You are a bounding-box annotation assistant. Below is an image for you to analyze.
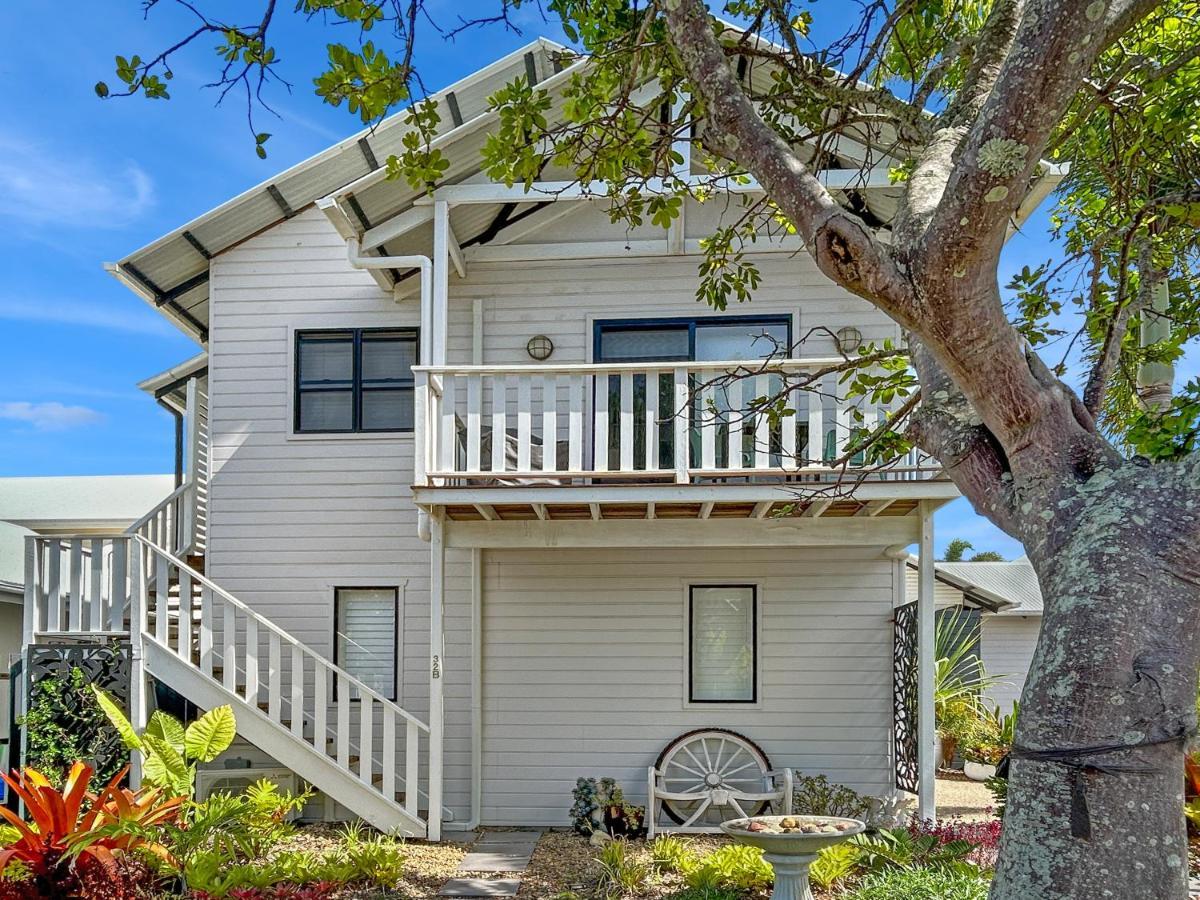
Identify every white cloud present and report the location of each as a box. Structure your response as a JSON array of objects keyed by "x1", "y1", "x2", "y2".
[
  {"x1": 0, "y1": 401, "x2": 105, "y2": 431},
  {"x1": 0, "y1": 294, "x2": 175, "y2": 336},
  {"x1": 0, "y1": 132, "x2": 155, "y2": 229}
]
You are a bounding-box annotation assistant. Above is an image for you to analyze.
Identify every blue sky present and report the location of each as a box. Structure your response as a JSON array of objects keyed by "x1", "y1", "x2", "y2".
[{"x1": 1, "y1": 2, "x2": 1180, "y2": 560}]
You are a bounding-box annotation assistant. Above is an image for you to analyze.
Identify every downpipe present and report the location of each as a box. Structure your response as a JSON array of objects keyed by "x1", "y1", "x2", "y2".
[{"x1": 343, "y1": 238, "x2": 435, "y2": 547}]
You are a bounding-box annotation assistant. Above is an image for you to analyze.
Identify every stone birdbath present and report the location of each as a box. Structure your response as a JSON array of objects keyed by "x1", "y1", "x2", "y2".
[{"x1": 720, "y1": 814, "x2": 866, "y2": 900}]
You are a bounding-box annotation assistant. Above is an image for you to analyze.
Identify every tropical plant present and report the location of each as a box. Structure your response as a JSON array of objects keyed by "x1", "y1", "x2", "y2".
[
  {"x1": 843, "y1": 865, "x2": 991, "y2": 900},
  {"x1": 808, "y1": 843, "x2": 862, "y2": 890},
  {"x1": 93, "y1": 689, "x2": 236, "y2": 797},
  {"x1": 908, "y1": 819, "x2": 1003, "y2": 871},
  {"x1": 17, "y1": 668, "x2": 123, "y2": 792},
  {"x1": 791, "y1": 772, "x2": 874, "y2": 821},
  {"x1": 852, "y1": 826, "x2": 977, "y2": 875},
  {"x1": 0, "y1": 762, "x2": 182, "y2": 898}
]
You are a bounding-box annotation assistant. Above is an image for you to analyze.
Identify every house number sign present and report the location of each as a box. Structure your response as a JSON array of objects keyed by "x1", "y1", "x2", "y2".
[{"x1": 432, "y1": 655, "x2": 441, "y2": 679}]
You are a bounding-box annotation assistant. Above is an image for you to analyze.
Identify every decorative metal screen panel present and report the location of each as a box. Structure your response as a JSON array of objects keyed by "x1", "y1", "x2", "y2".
[
  {"x1": 892, "y1": 601, "x2": 919, "y2": 794},
  {"x1": 23, "y1": 642, "x2": 132, "y2": 779}
]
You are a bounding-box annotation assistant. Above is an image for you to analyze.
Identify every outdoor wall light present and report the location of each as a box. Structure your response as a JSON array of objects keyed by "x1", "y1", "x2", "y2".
[
  {"x1": 526, "y1": 334, "x2": 555, "y2": 361},
  {"x1": 835, "y1": 326, "x2": 863, "y2": 355}
]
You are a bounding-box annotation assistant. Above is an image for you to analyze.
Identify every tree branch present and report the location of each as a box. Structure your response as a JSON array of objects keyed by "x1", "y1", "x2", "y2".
[{"x1": 661, "y1": 0, "x2": 919, "y2": 324}]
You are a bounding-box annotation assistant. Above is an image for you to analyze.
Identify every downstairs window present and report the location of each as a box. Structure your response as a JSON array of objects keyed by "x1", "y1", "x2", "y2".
[{"x1": 689, "y1": 585, "x2": 757, "y2": 703}]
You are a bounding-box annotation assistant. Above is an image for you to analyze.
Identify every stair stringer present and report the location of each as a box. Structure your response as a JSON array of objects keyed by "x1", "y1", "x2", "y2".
[{"x1": 143, "y1": 638, "x2": 426, "y2": 838}]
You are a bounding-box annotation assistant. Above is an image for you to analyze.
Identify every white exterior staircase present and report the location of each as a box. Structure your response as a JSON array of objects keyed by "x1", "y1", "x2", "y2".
[{"x1": 21, "y1": 489, "x2": 431, "y2": 838}]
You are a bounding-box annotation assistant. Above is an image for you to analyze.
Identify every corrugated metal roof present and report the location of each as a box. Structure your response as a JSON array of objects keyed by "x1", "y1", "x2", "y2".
[
  {"x1": 0, "y1": 475, "x2": 175, "y2": 529},
  {"x1": 110, "y1": 38, "x2": 575, "y2": 343},
  {"x1": 935, "y1": 558, "x2": 1044, "y2": 615},
  {"x1": 0, "y1": 521, "x2": 34, "y2": 592}
]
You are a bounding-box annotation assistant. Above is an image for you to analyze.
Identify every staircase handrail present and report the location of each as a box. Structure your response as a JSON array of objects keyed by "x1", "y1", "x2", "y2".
[{"x1": 133, "y1": 534, "x2": 430, "y2": 733}]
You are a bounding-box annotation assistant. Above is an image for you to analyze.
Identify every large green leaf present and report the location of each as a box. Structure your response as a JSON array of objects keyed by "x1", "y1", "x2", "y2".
[
  {"x1": 90, "y1": 686, "x2": 143, "y2": 751},
  {"x1": 146, "y1": 710, "x2": 187, "y2": 757},
  {"x1": 184, "y1": 705, "x2": 237, "y2": 763},
  {"x1": 142, "y1": 732, "x2": 191, "y2": 794}
]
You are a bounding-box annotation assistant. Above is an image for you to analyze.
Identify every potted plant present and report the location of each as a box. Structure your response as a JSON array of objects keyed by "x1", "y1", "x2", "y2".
[
  {"x1": 932, "y1": 612, "x2": 1006, "y2": 769},
  {"x1": 962, "y1": 704, "x2": 1014, "y2": 780}
]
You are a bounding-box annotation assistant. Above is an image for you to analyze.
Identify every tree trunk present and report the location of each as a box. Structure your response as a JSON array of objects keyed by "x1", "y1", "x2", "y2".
[{"x1": 992, "y1": 470, "x2": 1200, "y2": 900}]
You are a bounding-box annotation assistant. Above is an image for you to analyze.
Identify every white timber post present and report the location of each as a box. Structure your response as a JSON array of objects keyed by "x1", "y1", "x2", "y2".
[
  {"x1": 917, "y1": 501, "x2": 936, "y2": 819},
  {"x1": 182, "y1": 376, "x2": 200, "y2": 554},
  {"x1": 127, "y1": 537, "x2": 149, "y2": 788},
  {"x1": 432, "y1": 200, "x2": 451, "y2": 367},
  {"x1": 428, "y1": 511, "x2": 446, "y2": 841}
]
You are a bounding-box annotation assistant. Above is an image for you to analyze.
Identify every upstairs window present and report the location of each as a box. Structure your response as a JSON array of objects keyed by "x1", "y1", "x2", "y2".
[
  {"x1": 295, "y1": 328, "x2": 418, "y2": 433},
  {"x1": 689, "y1": 585, "x2": 757, "y2": 703}
]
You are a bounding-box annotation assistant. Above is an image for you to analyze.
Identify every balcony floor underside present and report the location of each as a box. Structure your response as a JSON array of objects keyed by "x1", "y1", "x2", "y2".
[{"x1": 414, "y1": 475, "x2": 959, "y2": 524}]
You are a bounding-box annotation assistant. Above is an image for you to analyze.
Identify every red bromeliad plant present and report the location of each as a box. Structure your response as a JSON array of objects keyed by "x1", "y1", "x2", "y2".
[{"x1": 0, "y1": 761, "x2": 183, "y2": 895}]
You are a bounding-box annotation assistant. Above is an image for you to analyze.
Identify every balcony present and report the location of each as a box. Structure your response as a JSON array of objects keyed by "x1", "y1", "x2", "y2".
[{"x1": 412, "y1": 359, "x2": 952, "y2": 524}]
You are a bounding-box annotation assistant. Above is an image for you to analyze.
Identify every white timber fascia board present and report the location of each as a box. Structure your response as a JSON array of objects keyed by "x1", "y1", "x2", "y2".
[
  {"x1": 414, "y1": 168, "x2": 893, "y2": 206},
  {"x1": 465, "y1": 235, "x2": 805, "y2": 264},
  {"x1": 442, "y1": 514, "x2": 922, "y2": 549},
  {"x1": 412, "y1": 479, "x2": 960, "y2": 507}
]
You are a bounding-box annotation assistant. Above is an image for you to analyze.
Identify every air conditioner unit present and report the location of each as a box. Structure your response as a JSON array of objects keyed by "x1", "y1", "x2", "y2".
[{"x1": 195, "y1": 767, "x2": 303, "y2": 818}]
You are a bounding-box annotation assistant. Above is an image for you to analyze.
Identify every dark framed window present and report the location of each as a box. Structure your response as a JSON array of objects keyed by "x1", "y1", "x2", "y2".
[
  {"x1": 593, "y1": 315, "x2": 793, "y2": 470},
  {"x1": 688, "y1": 584, "x2": 758, "y2": 703},
  {"x1": 594, "y1": 314, "x2": 792, "y2": 363},
  {"x1": 295, "y1": 328, "x2": 418, "y2": 433},
  {"x1": 333, "y1": 587, "x2": 399, "y2": 701}
]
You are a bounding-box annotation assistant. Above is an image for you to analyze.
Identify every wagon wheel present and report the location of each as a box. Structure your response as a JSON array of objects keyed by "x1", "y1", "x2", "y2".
[{"x1": 655, "y1": 727, "x2": 775, "y2": 825}]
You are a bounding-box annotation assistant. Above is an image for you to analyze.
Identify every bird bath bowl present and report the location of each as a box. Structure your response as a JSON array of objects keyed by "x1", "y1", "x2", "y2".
[{"x1": 720, "y1": 815, "x2": 866, "y2": 900}]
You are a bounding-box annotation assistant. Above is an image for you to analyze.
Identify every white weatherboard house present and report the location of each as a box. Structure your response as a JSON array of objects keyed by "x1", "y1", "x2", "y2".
[{"x1": 19, "y1": 39, "x2": 1060, "y2": 840}]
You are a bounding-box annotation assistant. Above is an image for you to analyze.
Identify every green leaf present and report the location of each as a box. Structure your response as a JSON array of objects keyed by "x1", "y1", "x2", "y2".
[
  {"x1": 142, "y1": 732, "x2": 190, "y2": 793},
  {"x1": 146, "y1": 709, "x2": 187, "y2": 757},
  {"x1": 91, "y1": 686, "x2": 142, "y2": 751},
  {"x1": 256, "y1": 145, "x2": 267, "y2": 159},
  {"x1": 94, "y1": 81, "x2": 109, "y2": 98},
  {"x1": 184, "y1": 705, "x2": 237, "y2": 763}
]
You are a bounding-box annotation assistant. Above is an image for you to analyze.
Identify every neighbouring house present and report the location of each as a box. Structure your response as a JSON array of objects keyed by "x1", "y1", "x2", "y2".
[
  {"x1": 16, "y1": 37, "x2": 1060, "y2": 839},
  {"x1": 905, "y1": 557, "x2": 1044, "y2": 714},
  {"x1": 0, "y1": 474, "x2": 174, "y2": 776}
]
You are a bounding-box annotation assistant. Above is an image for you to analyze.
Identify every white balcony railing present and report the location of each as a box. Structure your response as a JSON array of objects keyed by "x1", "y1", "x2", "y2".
[{"x1": 413, "y1": 359, "x2": 935, "y2": 486}]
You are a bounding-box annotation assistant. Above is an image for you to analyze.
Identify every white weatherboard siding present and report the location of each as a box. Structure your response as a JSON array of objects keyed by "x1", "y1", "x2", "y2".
[
  {"x1": 480, "y1": 546, "x2": 896, "y2": 826},
  {"x1": 207, "y1": 208, "x2": 475, "y2": 819},
  {"x1": 981, "y1": 617, "x2": 1041, "y2": 713},
  {"x1": 206, "y1": 207, "x2": 906, "y2": 823}
]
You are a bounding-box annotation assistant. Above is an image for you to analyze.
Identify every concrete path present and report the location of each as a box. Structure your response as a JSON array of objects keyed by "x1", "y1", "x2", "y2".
[{"x1": 440, "y1": 829, "x2": 543, "y2": 898}]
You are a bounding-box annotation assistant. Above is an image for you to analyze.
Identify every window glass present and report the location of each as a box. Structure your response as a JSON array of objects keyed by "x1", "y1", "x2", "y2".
[
  {"x1": 599, "y1": 327, "x2": 690, "y2": 362},
  {"x1": 690, "y1": 585, "x2": 756, "y2": 702},
  {"x1": 299, "y1": 390, "x2": 353, "y2": 432},
  {"x1": 335, "y1": 587, "x2": 398, "y2": 700},
  {"x1": 299, "y1": 336, "x2": 353, "y2": 384},
  {"x1": 362, "y1": 334, "x2": 417, "y2": 382},
  {"x1": 694, "y1": 321, "x2": 790, "y2": 361},
  {"x1": 361, "y1": 389, "x2": 414, "y2": 431}
]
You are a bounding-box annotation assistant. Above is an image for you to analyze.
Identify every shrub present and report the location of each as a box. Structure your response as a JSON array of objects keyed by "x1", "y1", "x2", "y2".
[
  {"x1": 595, "y1": 839, "x2": 650, "y2": 896},
  {"x1": 809, "y1": 843, "x2": 861, "y2": 890},
  {"x1": 842, "y1": 866, "x2": 991, "y2": 900},
  {"x1": 908, "y1": 818, "x2": 1002, "y2": 870},
  {"x1": 0, "y1": 762, "x2": 182, "y2": 898},
  {"x1": 648, "y1": 835, "x2": 695, "y2": 874},
  {"x1": 94, "y1": 689, "x2": 237, "y2": 798},
  {"x1": 790, "y1": 772, "x2": 873, "y2": 821},
  {"x1": 336, "y1": 823, "x2": 406, "y2": 888},
  {"x1": 852, "y1": 826, "x2": 977, "y2": 874},
  {"x1": 683, "y1": 844, "x2": 772, "y2": 893},
  {"x1": 173, "y1": 779, "x2": 312, "y2": 864},
  {"x1": 18, "y1": 668, "x2": 125, "y2": 793}
]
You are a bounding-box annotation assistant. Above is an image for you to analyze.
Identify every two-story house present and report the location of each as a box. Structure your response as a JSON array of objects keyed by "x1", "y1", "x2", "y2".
[{"x1": 18, "y1": 37, "x2": 1058, "y2": 841}]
